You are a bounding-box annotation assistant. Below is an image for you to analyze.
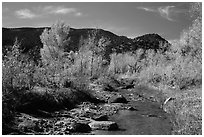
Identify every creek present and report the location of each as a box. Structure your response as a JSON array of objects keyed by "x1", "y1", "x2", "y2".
[{"x1": 93, "y1": 98, "x2": 172, "y2": 135}]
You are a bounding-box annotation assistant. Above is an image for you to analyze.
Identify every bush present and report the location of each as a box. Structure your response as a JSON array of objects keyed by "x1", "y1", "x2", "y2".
[
  {"x1": 108, "y1": 50, "x2": 144, "y2": 76},
  {"x1": 3, "y1": 41, "x2": 35, "y2": 89},
  {"x1": 2, "y1": 40, "x2": 36, "y2": 133},
  {"x1": 16, "y1": 86, "x2": 97, "y2": 113}
]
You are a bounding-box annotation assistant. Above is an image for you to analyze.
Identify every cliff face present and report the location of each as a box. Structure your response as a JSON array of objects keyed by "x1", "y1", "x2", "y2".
[{"x1": 2, "y1": 27, "x2": 170, "y2": 61}]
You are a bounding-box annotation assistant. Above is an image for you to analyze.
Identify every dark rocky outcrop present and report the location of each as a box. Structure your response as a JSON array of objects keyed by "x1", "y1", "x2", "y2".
[{"x1": 133, "y1": 33, "x2": 170, "y2": 52}]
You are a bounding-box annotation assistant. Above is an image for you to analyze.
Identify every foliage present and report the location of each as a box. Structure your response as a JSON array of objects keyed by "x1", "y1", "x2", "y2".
[
  {"x1": 69, "y1": 29, "x2": 110, "y2": 78},
  {"x1": 167, "y1": 2, "x2": 202, "y2": 89},
  {"x1": 40, "y1": 21, "x2": 70, "y2": 64},
  {"x1": 108, "y1": 49, "x2": 144, "y2": 76},
  {"x1": 2, "y1": 39, "x2": 36, "y2": 90},
  {"x1": 38, "y1": 22, "x2": 73, "y2": 88},
  {"x1": 190, "y1": 2, "x2": 202, "y2": 19},
  {"x1": 2, "y1": 40, "x2": 36, "y2": 133}
]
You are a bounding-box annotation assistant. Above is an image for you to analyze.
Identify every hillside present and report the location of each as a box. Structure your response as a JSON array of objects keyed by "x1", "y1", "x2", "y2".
[{"x1": 2, "y1": 27, "x2": 170, "y2": 61}]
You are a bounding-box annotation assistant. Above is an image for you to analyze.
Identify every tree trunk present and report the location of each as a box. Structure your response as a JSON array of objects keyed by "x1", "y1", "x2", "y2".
[
  {"x1": 81, "y1": 54, "x2": 83, "y2": 75},
  {"x1": 91, "y1": 53, "x2": 94, "y2": 77}
]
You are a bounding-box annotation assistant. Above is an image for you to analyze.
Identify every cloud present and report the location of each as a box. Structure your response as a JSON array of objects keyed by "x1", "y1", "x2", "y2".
[
  {"x1": 15, "y1": 9, "x2": 37, "y2": 19},
  {"x1": 53, "y1": 8, "x2": 76, "y2": 14},
  {"x1": 158, "y1": 6, "x2": 175, "y2": 21},
  {"x1": 15, "y1": 6, "x2": 82, "y2": 19},
  {"x1": 42, "y1": 6, "x2": 82, "y2": 16},
  {"x1": 137, "y1": 7, "x2": 155, "y2": 12},
  {"x1": 137, "y1": 6, "x2": 176, "y2": 21}
]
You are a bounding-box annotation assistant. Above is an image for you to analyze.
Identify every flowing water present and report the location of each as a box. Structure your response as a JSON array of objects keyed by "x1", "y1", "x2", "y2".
[{"x1": 93, "y1": 99, "x2": 173, "y2": 135}]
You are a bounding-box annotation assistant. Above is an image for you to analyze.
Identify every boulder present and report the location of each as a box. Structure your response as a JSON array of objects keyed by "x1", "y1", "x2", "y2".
[
  {"x1": 88, "y1": 121, "x2": 118, "y2": 130},
  {"x1": 127, "y1": 106, "x2": 138, "y2": 111},
  {"x1": 18, "y1": 118, "x2": 44, "y2": 132},
  {"x1": 108, "y1": 94, "x2": 128, "y2": 104},
  {"x1": 92, "y1": 114, "x2": 108, "y2": 121},
  {"x1": 70, "y1": 122, "x2": 91, "y2": 133},
  {"x1": 103, "y1": 84, "x2": 117, "y2": 92}
]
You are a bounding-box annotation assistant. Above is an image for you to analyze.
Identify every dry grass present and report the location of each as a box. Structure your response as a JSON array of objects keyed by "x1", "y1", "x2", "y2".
[{"x1": 156, "y1": 86, "x2": 202, "y2": 135}]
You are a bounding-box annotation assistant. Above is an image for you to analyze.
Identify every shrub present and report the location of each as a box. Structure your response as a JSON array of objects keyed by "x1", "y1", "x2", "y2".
[
  {"x1": 16, "y1": 86, "x2": 97, "y2": 113},
  {"x1": 3, "y1": 41, "x2": 35, "y2": 89},
  {"x1": 108, "y1": 50, "x2": 144, "y2": 76},
  {"x1": 2, "y1": 40, "x2": 36, "y2": 133}
]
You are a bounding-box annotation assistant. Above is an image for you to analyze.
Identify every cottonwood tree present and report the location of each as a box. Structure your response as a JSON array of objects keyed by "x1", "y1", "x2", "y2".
[
  {"x1": 40, "y1": 21, "x2": 70, "y2": 64},
  {"x1": 39, "y1": 21, "x2": 71, "y2": 87},
  {"x1": 77, "y1": 29, "x2": 110, "y2": 77},
  {"x1": 162, "y1": 2, "x2": 202, "y2": 88},
  {"x1": 180, "y1": 2, "x2": 202, "y2": 62}
]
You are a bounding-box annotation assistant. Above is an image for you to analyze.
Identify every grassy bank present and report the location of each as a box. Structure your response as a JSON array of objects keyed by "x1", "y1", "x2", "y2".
[
  {"x1": 169, "y1": 88, "x2": 202, "y2": 135},
  {"x1": 149, "y1": 84, "x2": 202, "y2": 135}
]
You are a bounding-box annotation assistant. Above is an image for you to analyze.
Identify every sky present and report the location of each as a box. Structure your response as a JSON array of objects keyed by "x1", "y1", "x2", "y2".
[{"x1": 2, "y1": 2, "x2": 194, "y2": 40}]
